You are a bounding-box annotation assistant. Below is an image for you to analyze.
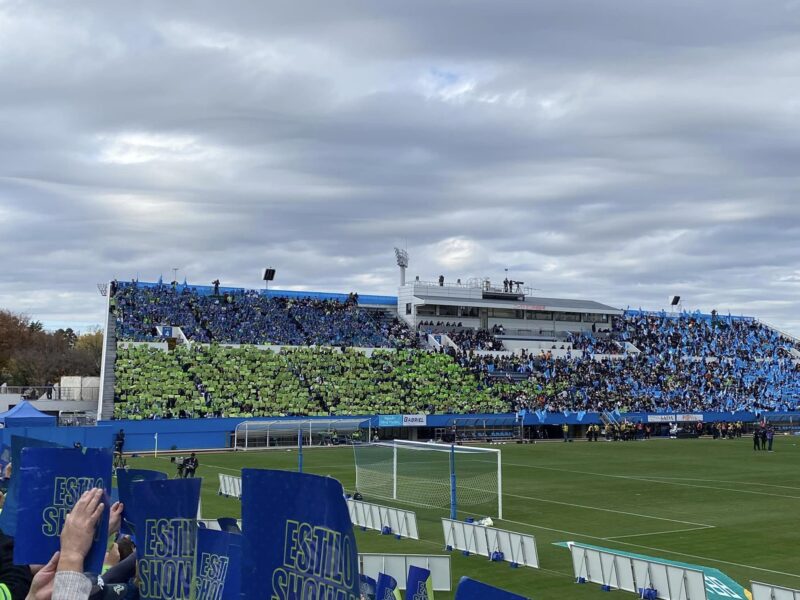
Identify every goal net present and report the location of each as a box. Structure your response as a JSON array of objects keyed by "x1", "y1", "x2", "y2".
[
  {"x1": 234, "y1": 418, "x2": 371, "y2": 450},
  {"x1": 353, "y1": 440, "x2": 502, "y2": 519}
]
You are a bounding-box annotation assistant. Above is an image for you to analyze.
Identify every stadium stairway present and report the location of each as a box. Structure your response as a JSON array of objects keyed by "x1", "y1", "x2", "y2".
[{"x1": 98, "y1": 300, "x2": 117, "y2": 421}]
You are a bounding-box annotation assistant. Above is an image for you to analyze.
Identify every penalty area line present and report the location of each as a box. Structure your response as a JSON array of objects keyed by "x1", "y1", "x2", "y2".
[
  {"x1": 499, "y1": 517, "x2": 800, "y2": 580},
  {"x1": 601, "y1": 526, "x2": 713, "y2": 540},
  {"x1": 503, "y1": 491, "x2": 714, "y2": 528}
]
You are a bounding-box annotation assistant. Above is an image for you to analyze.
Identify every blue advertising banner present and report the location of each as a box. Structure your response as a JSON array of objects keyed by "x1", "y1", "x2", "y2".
[
  {"x1": 13, "y1": 447, "x2": 112, "y2": 571},
  {"x1": 378, "y1": 415, "x2": 403, "y2": 427},
  {"x1": 454, "y1": 578, "x2": 529, "y2": 600},
  {"x1": 405, "y1": 566, "x2": 433, "y2": 600},
  {"x1": 0, "y1": 435, "x2": 62, "y2": 537},
  {"x1": 241, "y1": 469, "x2": 360, "y2": 600},
  {"x1": 193, "y1": 529, "x2": 241, "y2": 600},
  {"x1": 376, "y1": 573, "x2": 401, "y2": 600},
  {"x1": 116, "y1": 469, "x2": 168, "y2": 535},
  {"x1": 134, "y1": 478, "x2": 201, "y2": 600}
]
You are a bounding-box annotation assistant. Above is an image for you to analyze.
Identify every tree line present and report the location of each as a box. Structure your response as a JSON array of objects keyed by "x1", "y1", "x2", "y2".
[{"x1": 0, "y1": 310, "x2": 103, "y2": 387}]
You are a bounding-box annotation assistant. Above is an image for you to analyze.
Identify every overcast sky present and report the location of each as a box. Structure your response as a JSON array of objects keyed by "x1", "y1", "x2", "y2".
[{"x1": 2, "y1": 0, "x2": 800, "y2": 334}]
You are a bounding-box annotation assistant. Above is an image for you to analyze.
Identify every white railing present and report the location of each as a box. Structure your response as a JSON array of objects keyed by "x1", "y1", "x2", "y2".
[
  {"x1": 751, "y1": 581, "x2": 800, "y2": 600},
  {"x1": 347, "y1": 498, "x2": 419, "y2": 540},
  {"x1": 568, "y1": 543, "x2": 707, "y2": 600},
  {"x1": 359, "y1": 554, "x2": 451, "y2": 592},
  {"x1": 218, "y1": 473, "x2": 242, "y2": 498},
  {"x1": 441, "y1": 518, "x2": 539, "y2": 569}
]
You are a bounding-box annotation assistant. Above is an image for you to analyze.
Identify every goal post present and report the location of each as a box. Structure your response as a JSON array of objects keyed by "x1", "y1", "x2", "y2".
[{"x1": 353, "y1": 440, "x2": 503, "y2": 520}]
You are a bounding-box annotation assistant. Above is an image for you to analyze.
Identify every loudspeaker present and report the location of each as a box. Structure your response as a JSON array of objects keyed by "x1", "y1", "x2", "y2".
[
  {"x1": 669, "y1": 295, "x2": 681, "y2": 306},
  {"x1": 263, "y1": 268, "x2": 275, "y2": 281}
]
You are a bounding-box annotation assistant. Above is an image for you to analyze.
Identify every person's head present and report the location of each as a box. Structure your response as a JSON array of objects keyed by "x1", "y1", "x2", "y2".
[{"x1": 191, "y1": 452, "x2": 196, "y2": 458}]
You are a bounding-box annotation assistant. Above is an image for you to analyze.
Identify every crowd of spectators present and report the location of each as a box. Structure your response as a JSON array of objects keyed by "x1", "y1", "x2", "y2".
[
  {"x1": 455, "y1": 311, "x2": 800, "y2": 414},
  {"x1": 114, "y1": 345, "x2": 507, "y2": 419},
  {"x1": 112, "y1": 294, "x2": 800, "y2": 418},
  {"x1": 448, "y1": 329, "x2": 504, "y2": 351},
  {"x1": 112, "y1": 282, "x2": 416, "y2": 348},
  {"x1": 565, "y1": 332, "x2": 620, "y2": 355}
]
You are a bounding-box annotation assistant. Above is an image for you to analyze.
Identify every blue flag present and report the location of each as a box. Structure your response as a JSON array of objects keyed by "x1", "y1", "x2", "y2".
[
  {"x1": 193, "y1": 528, "x2": 241, "y2": 600},
  {"x1": 376, "y1": 573, "x2": 401, "y2": 600},
  {"x1": 454, "y1": 578, "x2": 529, "y2": 600},
  {"x1": 360, "y1": 575, "x2": 377, "y2": 600},
  {"x1": 241, "y1": 469, "x2": 359, "y2": 600},
  {"x1": 13, "y1": 447, "x2": 112, "y2": 571},
  {"x1": 405, "y1": 566, "x2": 433, "y2": 600},
  {"x1": 116, "y1": 469, "x2": 168, "y2": 535},
  {"x1": 0, "y1": 435, "x2": 63, "y2": 536},
  {"x1": 134, "y1": 478, "x2": 201, "y2": 600}
]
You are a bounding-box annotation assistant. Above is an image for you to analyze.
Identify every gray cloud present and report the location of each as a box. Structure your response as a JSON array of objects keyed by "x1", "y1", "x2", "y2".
[{"x1": 1, "y1": 0, "x2": 800, "y2": 334}]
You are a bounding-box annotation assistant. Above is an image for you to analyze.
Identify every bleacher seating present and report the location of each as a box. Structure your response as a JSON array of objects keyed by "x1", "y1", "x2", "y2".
[
  {"x1": 111, "y1": 282, "x2": 800, "y2": 418},
  {"x1": 111, "y1": 282, "x2": 418, "y2": 348},
  {"x1": 113, "y1": 345, "x2": 507, "y2": 419}
]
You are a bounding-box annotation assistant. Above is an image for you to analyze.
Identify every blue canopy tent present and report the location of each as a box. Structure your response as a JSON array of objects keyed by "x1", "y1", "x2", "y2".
[{"x1": 0, "y1": 401, "x2": 57, "y2": 428}]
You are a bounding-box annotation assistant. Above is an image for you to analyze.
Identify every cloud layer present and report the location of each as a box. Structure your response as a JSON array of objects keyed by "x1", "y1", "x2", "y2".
[{"x1": 2, "y1": 0, "x2": 800, "y2": 333}]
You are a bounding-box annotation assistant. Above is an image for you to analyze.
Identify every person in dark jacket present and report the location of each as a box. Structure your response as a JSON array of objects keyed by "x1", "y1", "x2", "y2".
[
  {"x1": 183, "y1": 453, "x2": 199, "y2": 478},
  {"x1": 0, "y1": 530, "x2": 33, "y2": 600},
  {"x1": 753, "y1": 428, "x2": 761, "y2": 451}
]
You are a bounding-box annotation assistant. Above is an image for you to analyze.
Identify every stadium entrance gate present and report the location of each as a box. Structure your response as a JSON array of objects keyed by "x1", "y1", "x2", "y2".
[{"x1": 234, "y1": 417, "x2": 371, "y2": 450}]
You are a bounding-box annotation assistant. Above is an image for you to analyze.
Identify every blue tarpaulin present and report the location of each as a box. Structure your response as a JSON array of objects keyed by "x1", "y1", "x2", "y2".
[{"x1": 0, "y1": 401, "x2": 56, "y2": 428}]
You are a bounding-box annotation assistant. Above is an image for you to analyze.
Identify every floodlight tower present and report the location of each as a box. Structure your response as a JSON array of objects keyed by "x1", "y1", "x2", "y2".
[{"x1": 394, "y1": 247, "x2": 409, "y2": 286}]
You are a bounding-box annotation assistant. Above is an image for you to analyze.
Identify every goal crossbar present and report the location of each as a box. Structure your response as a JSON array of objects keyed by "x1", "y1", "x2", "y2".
[{"x1": 353, "y1": 440, "x2": 503, "y2": 519}]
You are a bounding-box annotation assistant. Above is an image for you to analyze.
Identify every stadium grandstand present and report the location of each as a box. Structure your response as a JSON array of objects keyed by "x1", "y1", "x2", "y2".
[{"x1": 98, "y1": 268, "x2": 800, "y2": 430}]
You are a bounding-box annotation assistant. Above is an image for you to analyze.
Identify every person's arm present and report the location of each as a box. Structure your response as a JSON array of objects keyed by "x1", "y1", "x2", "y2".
[
  {"x1": 58, "y1": 488, "x2": 104, "y2": 574},
  {"x1": 49, "y1": 489, "x2": 104, "y2": 600}
]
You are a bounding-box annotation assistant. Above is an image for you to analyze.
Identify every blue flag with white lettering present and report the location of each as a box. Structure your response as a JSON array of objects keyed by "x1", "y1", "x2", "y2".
[
  {"x1": 0, "y1": 435, "x2": 63, "y2": 537},
  {"x1": 134, "y1": 478, "x2": 201, "y2": 600},
  {"x1": 360, "y1": 574, "x2": 377, "y2": 600},
  {"x1": 375, "y1": 573, "x2": 401, "y2": 600},
  {"x1": 454, "y1": 578, "x2": 529, "y2": 600},
  {"x1": 116, "y1": 469, "x2": 168, "y2": 535},
  {"x1": 193, "y1": 528, "x2": 241, "y2": 600},
  {"x1": 241, "y1": 469, "x2": 359, "y2": 600},
  {"x1": 13, "y1": 447, "x2": 112, "y2": 571},
  {"x1": 405, "y1": 566, "x2": 433, "y2": 600}
]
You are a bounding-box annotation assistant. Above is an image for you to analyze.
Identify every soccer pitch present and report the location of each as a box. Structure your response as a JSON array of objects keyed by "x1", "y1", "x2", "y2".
[{"x1": 130, "y1": 438, "x2": 800, "y2": 599}]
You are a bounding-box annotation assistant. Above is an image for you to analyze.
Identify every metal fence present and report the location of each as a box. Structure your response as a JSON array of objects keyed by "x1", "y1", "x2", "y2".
[{"x1": 0, "y1": 386, "x2": 99, "y2": 402}]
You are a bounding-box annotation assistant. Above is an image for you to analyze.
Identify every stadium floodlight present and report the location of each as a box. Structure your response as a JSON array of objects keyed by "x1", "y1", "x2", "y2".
[
  {"x1": 353, "y1": 440, "x2": 502, "y2": 520},
  {"x1": 394, "y1": 247, "x2": 409, "y2": 268},
  {"x1": 96, "y1": 283, "x2": 108, "y2": 297},
  {"x1": 394, "y1": 247, "x2": 409, "y2": 286}
]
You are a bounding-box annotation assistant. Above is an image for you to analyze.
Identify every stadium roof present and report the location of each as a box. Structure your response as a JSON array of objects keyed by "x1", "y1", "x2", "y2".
[{"x1": 415, "y1": 294, "x2": 622, "y2": 314}]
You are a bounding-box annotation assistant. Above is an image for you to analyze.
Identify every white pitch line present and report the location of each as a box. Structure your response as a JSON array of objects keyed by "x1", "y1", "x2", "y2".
[
  {"x1": 499, "y1": 517, "x2": 800, "y2": 580},
  {"x1": 644, "y1": 476, "x2": 800, "y2": 491},
  {"x1": 503, "y1": 461, "x2": 800, "y2": 500},
  {"x1": 602, "y1": 526, "x2": 712, "y2": 540},
  {"x1": 503, "y1": 491, "x2": 714, "y2": 528}
]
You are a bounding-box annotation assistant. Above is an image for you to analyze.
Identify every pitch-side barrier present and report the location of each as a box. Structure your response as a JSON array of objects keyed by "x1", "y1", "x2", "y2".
[
  {"x1": 347, "y1": 498, "x2": 419, "y2": 540},
  {"x1": 752, "y1": 581, "x2": 800, "y2": 600},
  {"x1": 218, "y1": 473, "x2": 243, "y2": 498},
  {"x1": 568, "y1": 542, "x2": 707, "y2": 600},
  {"x1": 359, "y1": 554, "x2": 451, "y2": 591},
  {"x1": 441, "y1": 518, "x2": 539, "y2": 568}
]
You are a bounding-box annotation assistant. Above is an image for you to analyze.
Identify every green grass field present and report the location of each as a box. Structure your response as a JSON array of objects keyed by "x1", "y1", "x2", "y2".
[{"x1": 129, "y1": 437, "x2": 800, "y2": 599}]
